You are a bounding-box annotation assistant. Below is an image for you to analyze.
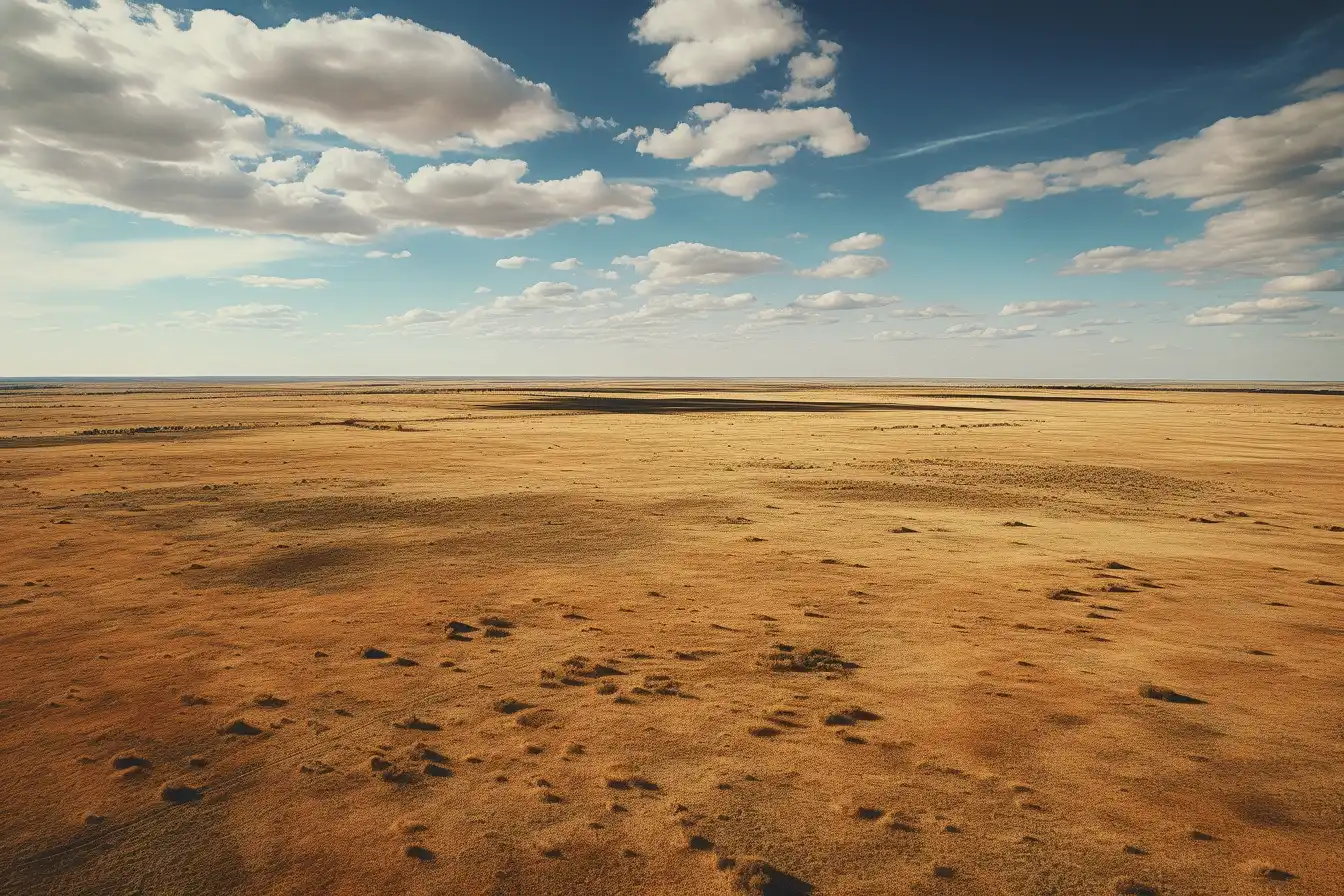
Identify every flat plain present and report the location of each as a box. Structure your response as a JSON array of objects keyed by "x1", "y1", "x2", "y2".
[{"x1": 1, "y1": 380, "x2": 1341, "y2": 896}]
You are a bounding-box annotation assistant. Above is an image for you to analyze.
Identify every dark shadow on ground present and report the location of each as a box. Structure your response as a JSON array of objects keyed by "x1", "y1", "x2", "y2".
[
  {"x1": 485, "y1": 396, "x2": 1003, "y2": 414},
  {"x1": 915, "y1": 393, "x2": 1156, "y2": 402}
]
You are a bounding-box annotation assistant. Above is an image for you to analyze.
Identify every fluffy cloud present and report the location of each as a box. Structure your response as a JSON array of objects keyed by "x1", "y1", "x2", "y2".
[
  {"x1": 315, "y1": 151, "x2": 655, "y2": 239},
  {"x1": 828, "y1": 232, "x2": 884, "y2": 252},
  {"x1": 1052, "y1": 327, "x2": 1098, "y2": 337},
  {"x1": 237, "y1": 274, "x2": 328, "y2": 289},
  {"x1": 4, "y1": 2, "x2": 573, "y2": 157},
  {"x1": 908, "y1": 152, "x2": 1131, "y2": 218},
  {"x1": 873, "y1": 330, "x2": 922, "y2": 341},
  {"x1": 489, "y1": 281, "x2": 617, "y2": 311},
  {"x1": 365, "y1": 249, "x2": 411, "y2": 259},
  {"x1": 944, "y1": 323, "x2": 1037, "y2": 339},
  {"x1": 637, "y1": 104, "x2": 868, "y2": 168},
  {"x1": 999, "y1": 300, "x2": 1093, "y2": 317},
  {"x1": 551, "y1": 257, "x2": 582, "y2": 270},
  {"x1": 631, "y1": 0, "x2": 805, "y2": 88},
  {"x1": 911, "y1": 87, "x2": 1344, "y2": 279},
  {"x1": 614, "y1": 241, "x2": 784, "y2": 293},
  {"x1": 5, "y1": 143, "x2": 654, "y2": 244},
  {"x1": 1261, "y1": 270, "x2": 1342, "y2": 293},
  {"x1": 790, "y1": 291, "x2": 897, "y2": 310},
  {"x1": 1185, "y1": 296, "x2": 1321, "y2": 326},
  {"x1": 254, "y1": 156, "x2": 308, "y2": 183},
  {"x1": 383, "y1": 308, "x2": 459, "y2": 329},
  {"x1": 0, "y1": 2, "x2": 650, "y2": 241},
  {"x1": 496, "y1": 256, "x2": 538, "y2": 269},
  {"x1": 223, "y1": 16, "x2": 576, "y2": 153},
  {"x1": 608, "y1": 292, "x2": 756, "y2": 323},
  {"x1": 773, "y1": 40, "x2": 842, "y2": 106},
  {"x1": 797, "y1": 254, "x2": 888, "y2": 279},
  {"x1": 695, "y1": 170, "x2": 777, "y2": 200},
  {"x1": 173, "y1": 302, "x2": 309, "y2": 329}
]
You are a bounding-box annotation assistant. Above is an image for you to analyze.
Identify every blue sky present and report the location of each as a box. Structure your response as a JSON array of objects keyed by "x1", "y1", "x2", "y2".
[{"x1": 2, "y1": 0, "x2": 1342, "y2": 378}]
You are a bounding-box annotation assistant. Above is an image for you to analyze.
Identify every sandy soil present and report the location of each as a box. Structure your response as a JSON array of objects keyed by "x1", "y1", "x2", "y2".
[{"x1": 1, "y1": 381, "x2": 1341, "y2": 896}]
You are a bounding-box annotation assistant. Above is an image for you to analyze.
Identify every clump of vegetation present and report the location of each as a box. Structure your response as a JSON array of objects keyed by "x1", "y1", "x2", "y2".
[{"x1": 762, "y1": 644, "x2": 855, "y2": 674}]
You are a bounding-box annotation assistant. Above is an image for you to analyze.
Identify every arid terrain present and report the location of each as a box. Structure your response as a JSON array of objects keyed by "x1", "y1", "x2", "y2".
[{"x1": 1, "y1": 380, "x2": 1341, "y2": 896}]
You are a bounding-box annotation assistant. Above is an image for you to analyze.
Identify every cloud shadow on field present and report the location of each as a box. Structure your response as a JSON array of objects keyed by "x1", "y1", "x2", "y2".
[
  {"x1": 915, "y1": 393, "x2": 1157, "y2": 403},
  {"x1": 484, "y1": 396, "x2": 1004, "y2": 414}
]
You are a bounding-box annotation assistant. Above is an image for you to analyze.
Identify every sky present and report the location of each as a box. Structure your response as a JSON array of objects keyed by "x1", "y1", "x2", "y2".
[{"x1": 1, "y1": 0, "x2": 1343, "y2": 379}]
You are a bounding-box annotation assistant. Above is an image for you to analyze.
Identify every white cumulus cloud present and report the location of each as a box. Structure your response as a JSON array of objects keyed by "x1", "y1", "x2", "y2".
[
  {"x1": 496, "y1": 256, "x2": 538, "y2": 269},
  {"x1": 695, "y1": 170, "x2": 777, "y2": 200},
  {"x1": 614, "y1": 126, "x2": 649, "y2": 143},
  {"x1": 1261, "y1": 270, "x2": 1342, "y2": 293},
  {"x1": 908, "y1": 152, "x2": 1131, "y2": 219},
  {"x1": 253, "y1": 156, "x2": 308, "y2": 183},
  {"x1": 607, "y1": 292, "x2": 756, "y2": 323},
  {"x1": 488, "y1": 281, "x2": 617, "y2": 312},
  {"x1": 999, "y1": 300, "x2": 1093, "y2": 317},
  {"x1": 911, "y1": 87, "x2": 1344, "y2": 279},
  {"x1": 614, "y1": 241, "x2": 785, "y2": 294},
  {"x1": 2, "y1": 1, "x2": 576, "y2": 156},
  {"x1": 797, "y1": 254, "x2": 888, "y2": 279},
  {"x1": 637, "y1": 104, "x2": 868, "y2": 168},
  {"x1": 828, "y1": 232, "x2": 883, "y2": 252},
  {"x1": 383, "y1": 308, "x2": 459, "y2": 329},
  {"x1": 631, "y1": 0, "x2": 805, "y2": 88},
  {"x1": 790, "y1": 291, "x2": 897, "y2": 310},
  {"x1": 1185, "y1": 296, "x2": 1321, "y2": 326},
  {"x1": 0, "y1": 2, "x2": 651, "y2": 241},
  {"x1": 772, "y1": 40, "x2": 842, "y2": 105}
]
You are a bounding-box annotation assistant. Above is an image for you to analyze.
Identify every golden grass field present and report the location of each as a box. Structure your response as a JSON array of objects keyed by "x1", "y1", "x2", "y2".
[{"x1": 1, "y1": 380, "x2": 1341, "y2": 896}]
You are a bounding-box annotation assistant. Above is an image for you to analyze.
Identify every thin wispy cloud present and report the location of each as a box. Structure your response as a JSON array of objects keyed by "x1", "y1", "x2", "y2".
[{"x1": 868, "y1": 90, "x2": 1181, "y2": 165}]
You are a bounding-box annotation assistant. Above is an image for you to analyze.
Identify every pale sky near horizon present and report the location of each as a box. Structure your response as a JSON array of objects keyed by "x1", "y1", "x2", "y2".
[{"x1": 1, "y1": 0, "x2": 1342, "y2": 379}]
